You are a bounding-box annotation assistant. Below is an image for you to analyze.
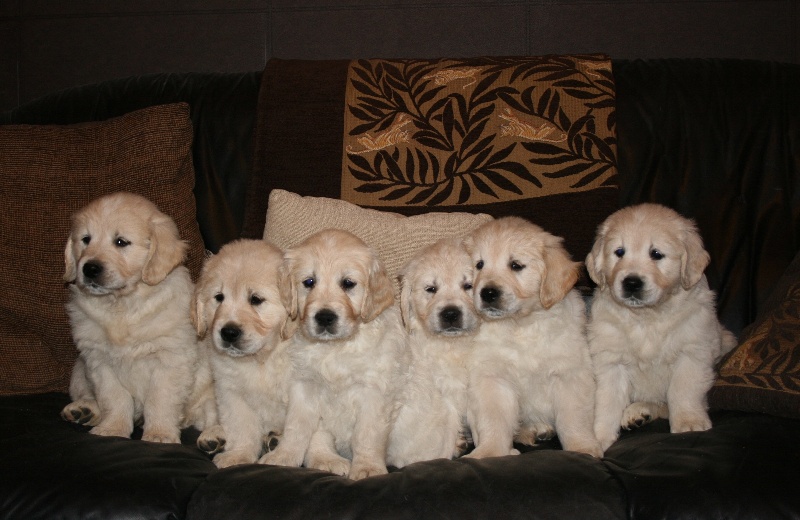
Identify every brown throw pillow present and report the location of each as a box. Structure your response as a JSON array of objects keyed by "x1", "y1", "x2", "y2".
[
  {"x1": 0, "y1": 103, "x2": 205, "y2": 395},
  {"x1": 709, "y1": 250, "x2": 800, "y2": 418}
]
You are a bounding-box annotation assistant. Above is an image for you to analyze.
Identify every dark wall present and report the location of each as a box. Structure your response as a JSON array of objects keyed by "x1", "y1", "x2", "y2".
[{"x1": 2, "y1": 0, "x2": 798, "y2": 112}]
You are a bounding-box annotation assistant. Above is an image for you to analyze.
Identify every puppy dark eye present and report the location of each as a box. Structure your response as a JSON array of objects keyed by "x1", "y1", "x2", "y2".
[
  {"x1": 341, "y1": 278, "x2": 357, "y2": 291},
  {"x1": 302, "y1": 278, "x2": 315, "y2": 289},
  {"x1": 81, "y1": 235, "x2": 91, "y2": 245},
  {"x1": 115, "y1": 237, "x2": 131, "y2": 248},
  {"x1": 214, "y1": 293, "x2": 224, "y2": 303},
  {"x1": 650, "y1": 249, "x2": 664, "y2": 260},
  {"x1": 476, "y1": 260, "x2": 484, "y2": 270},
  {"x1": 249, "y1": 294, "x2": 264, "y2": 306},
  {"x1": 463, "y1": 283, "x2": 473, "y2": 291},
  {"x1": 510, "y1": 261, "x2": 525, "y2": 271},
  {"x1": 614, "y1": 247, "x2": 625, "y2": 258},
  {"x1": 425, "y1": 286, "x2": 437, "y2": 294}
]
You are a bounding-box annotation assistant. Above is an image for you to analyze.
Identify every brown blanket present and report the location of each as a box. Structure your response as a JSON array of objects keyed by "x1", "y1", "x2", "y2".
[{"x1": 246, "y1": 56, "x2": 619, "y2": 273}]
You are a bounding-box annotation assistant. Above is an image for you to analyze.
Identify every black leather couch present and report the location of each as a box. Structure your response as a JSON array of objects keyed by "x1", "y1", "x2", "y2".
[{"x1": 2, "y1": 59, "x2": 799, "y2": 520}]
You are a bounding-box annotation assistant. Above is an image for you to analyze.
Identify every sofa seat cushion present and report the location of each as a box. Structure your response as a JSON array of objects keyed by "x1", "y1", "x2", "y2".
[
  {"x1": 183, "y1": 410, "x2": 800, "y2": 520},
  {"x1": 0, "y1": 393, "x2": 215, "y2": 520}
]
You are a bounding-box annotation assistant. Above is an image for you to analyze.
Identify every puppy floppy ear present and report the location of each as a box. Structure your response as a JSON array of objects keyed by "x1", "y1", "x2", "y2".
[
  {"x1": 361, "y1": 256, "x2": 395, "y2": 322},
  {"x1": 64, "y1": 235, "x2": 78, "y2": 283},
  {"x1": 191, "y1": 283, "x2": 209, "y2": 338},
  {"x1": 279, "y1": 314, "x2": 298, "y2": 340},
  {"x1": 540, "y1": 235, "x2": 579, "y2": 309},
  {"x1": 278, "y1": 260, "x2": 300, "y2": 321},
  {"x1": 398, "y1": 273, "x2": 414, "y2": 332},
  {"x1": 142, "y1": 213, "x2": 187, "y2": 285},
  {"x1": 680, "y1": 223, "x2": 710, "y2": 289},
  {"x1": 585, "y1": 226, "x2": 607, "y2": 289}
]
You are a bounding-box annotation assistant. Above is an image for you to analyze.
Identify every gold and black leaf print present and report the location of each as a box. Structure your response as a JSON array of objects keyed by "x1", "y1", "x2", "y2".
[
  {"x1": 717, "y1": 283, "x2": 800, "y2": 396},
  {"x1": 340, "y1": 55, "x2": 618, "y2": 208}
]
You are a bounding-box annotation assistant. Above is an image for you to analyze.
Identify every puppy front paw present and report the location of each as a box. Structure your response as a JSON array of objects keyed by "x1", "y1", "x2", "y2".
[
  {"x1": 90, "y1": 420, "x2": 132, "y2": 439},
  {"x1": 514, "y1": 423, "x2": 556, "y2": 445},
  {"x1": 258, "y1": 447, "x2": 304, "y2": 468},
  {"x1": 308, "y1": 452, "x2": 351, "y2": 477},
  {"x1": 670, "y1": 412, "x2": 712, "y2": 433},
  {"x1": 464, "y1": 445, "x2": 519, "y2": 459},
  {"x1": 349, "y1": 458, "x2": 387, "y2": 480},
  {"x1": 142, "y1": 426, "x2": 181, "y2": 444},
  {"x1": 213, "y1": 450, "x2": 255, "y2": 469},
  {"x1": 622, "y1": 402, "x2": 667, "y2": 430},
  {"x1": 197, "y1": 424, "x2": 226, "y2": 454},
  {"x1": 61, "y1": 399, "x2": 101, "y2": 426}
]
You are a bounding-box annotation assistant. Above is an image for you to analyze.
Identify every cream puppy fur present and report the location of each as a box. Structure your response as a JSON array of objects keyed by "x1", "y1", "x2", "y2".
[
  {"x1": 463, "y1": 216, "x2": 602, "y2": 458},
  {"x1": 192, "y1": 239, "x2": 295, "y2": 468},
  {"x1": 387, "y1": 237, "x2": 479, "y2": 467},
  {"x1": 61, "y1": 192, "x2": 216, "y2": 443},
  {"x1": 259, "y1": 229, "x2": 407, "y2": 480},
  {"x1": 586, "y1": 203, "x2": 737, "y2": 452}
]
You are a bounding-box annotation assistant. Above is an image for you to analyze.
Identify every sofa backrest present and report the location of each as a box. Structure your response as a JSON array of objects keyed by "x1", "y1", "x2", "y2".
[{"x1": 4, "y1": 59, "x2": 800, "y2": 337}]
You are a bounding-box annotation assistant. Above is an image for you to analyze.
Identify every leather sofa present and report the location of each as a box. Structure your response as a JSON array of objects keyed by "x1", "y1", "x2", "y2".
[{"x1": 1, "y1": 58, "x2": 799, "y2": 520}]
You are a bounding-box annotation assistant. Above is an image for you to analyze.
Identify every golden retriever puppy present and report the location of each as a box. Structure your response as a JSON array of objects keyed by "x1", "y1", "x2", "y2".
[
  {"x1": 259, "y1": 229, "x2": 407, "y2": 480},
  {"x1": 61, "y1": 192, "x2": 216, "y2": 443},
  {"x1": 192, "y1": 239, "x2": 295, "y2": 468},
  {"x1": 586, "y1": 203, "x2": 737, "y2": 452},
  {"x1": 463, "y1": 216, "x2": 602, "y2": 458},
  {"x1": 387, "y1": 237, "x2": 479, "y2": 467}
]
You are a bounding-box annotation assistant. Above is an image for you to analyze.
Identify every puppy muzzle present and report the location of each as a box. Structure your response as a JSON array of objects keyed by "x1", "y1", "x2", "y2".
[
  {"x1": 437, "y1": 305, "x2": 465, "y2": 335},
  {"x1": 215, "y1": 322, "x2": 250, "y2": 357},
  {"x1": 77, "y1": 260, "x2": 112, "y2": 294},
  {"x1": 618, "y1": 274, "x2": 648, "y2": 307},
  {"x1": 311, "y1": 308, "x2": 339, "y2": 338},
  {"x1": 478, "y1": 285, "x2": 506, "y2": 318}
]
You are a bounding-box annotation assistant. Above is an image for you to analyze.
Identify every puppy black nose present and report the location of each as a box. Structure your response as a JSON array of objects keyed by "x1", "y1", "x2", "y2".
[
  {"x1": 622, "y1": 276, "x2": 643, "y2": 296},
  {"x1": 220, "y1": 324, "x2": 242, "y2": 343},
  {"x1": 480, "y1": 286, "x2": 500, "y2": 304},
  {"x1": 314, "y1": 309, "x2": 338, "y2": 328},
  {"x1": 82, "y1": 261, "x2": 103, "y2": 280},
  {"x1": 440, "y1": 306, "x2": 462, "y2": 326}
]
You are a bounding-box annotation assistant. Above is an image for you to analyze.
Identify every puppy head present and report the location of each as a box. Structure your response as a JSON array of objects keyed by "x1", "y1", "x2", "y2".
[
  {"x1": 399, "y1": 237, "x2": 479, "y2": 338},
  {"x1": 192, "y1": 239, "x2": 294, "y2": 358},
  {"x1": 64, "y1": 192, "x2": 187, "y2": 296},
  {"x1": 280, "y1": 229, "x2": 394, "y2": 342},
  {"x1": 463, "y1": 216, "x2": 579, "y2": 318},
  {"x1": 585, "y1": 203, "x2": 710, "y2": 308}
]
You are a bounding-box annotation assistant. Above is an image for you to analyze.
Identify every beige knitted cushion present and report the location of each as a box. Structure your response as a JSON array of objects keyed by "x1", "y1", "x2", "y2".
[{"x1": 263, "y1": 189, "x2": 493, "y2": 294}]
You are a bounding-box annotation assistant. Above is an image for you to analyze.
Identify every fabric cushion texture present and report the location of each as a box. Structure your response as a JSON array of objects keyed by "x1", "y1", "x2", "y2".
[
  {"x1": 264, "y1": 189, "x2": 494, "y2": 295},
  {"x1": 710, "y1": 249, "x2": 800, "y2": 418},
  {"x1": 245, "y1": 57, "x2": 620, "y2": 280},
  {"x1": 0, "y1": 103, "x2": 204, "y2": 395}
]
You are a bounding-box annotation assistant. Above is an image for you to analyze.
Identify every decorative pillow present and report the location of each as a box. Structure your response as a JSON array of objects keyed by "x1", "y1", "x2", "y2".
[
  {"x1": 263, "y1": 189, "x2": 493, "y2": 294},
  {"x1": 0, "y1": 103, "x2": 205, "y2": 395},
  {"x1": 245, "y1": 56, "x2": 620, "y2": 276},
  {"x1": 709, "y1": 250, "x2": 800, "y2": 418}
]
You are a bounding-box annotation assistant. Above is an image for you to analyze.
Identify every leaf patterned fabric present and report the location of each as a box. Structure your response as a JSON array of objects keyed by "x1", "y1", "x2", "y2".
[
  {"x1": 342, "y1": 55, "x2": 618, "y2": 208},
  {"x1": 711, "y1": 250, "x2": 800, "y2": 418}
]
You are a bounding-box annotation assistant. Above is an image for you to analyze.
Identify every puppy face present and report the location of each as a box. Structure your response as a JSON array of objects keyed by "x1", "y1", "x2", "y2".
[
  {"x1": 281, "y1": 229, "x2": 394, "y2": 342},
  {"x1": 463, "y1": 217, "x2": 579, "y2": 319},
  {"x1": 400, "y1": 237, "x2": 479, "y2": 337},
  {"x1": 64, "y1": 192, "x2": 187, "y2": 296},
  {"x1": 585, "y1": 203, "x2": 710, "y2": 308},
  {"x1": 193, "y1": 239, "x2": 293, "y2": 358}
]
